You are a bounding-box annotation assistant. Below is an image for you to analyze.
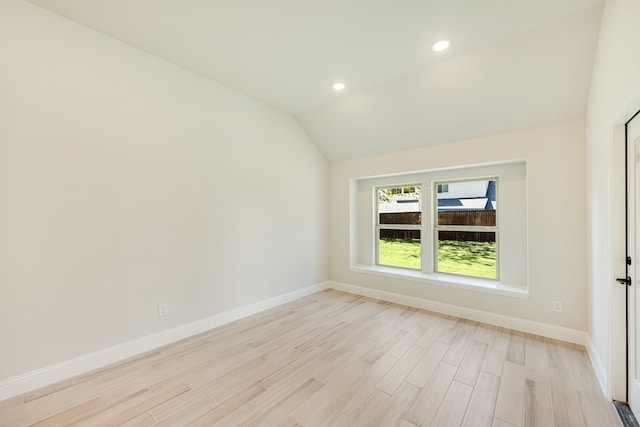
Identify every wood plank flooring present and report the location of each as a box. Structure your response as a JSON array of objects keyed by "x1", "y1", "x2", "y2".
[{"x1": 0, "y1": 290, "x2": 621, "y2": 426}]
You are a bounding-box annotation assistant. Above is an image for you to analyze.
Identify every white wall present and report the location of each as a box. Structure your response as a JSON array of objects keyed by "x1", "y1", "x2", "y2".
[
  {"x1": 0, "y1": 0, "x2": 328, "y2": 381},
  {"x1": 330, "y1": 122, "x2": 587, "y2": 330},
  {"x1": 585, "y1": 0, "x2": 640, "y2": 398}
]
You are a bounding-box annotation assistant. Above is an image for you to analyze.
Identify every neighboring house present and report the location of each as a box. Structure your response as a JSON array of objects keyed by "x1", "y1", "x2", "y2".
[
  {"x1": 379, "y1": 180, "x2": 497, "y2": 213},
  {"x1": 438, "y1": 180, "x2": 497, "y2": 210},
  {"x1": 379, "y1": 196, "x2": 420, "y2": 213}
]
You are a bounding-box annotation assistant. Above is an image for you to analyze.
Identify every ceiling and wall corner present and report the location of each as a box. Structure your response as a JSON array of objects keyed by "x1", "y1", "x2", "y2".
[
  {"x1": 25, "y1": 0, "x2": 604, "y2": 161},
  {"x1": 300, "y1": 6, "x2": 603, "y2": 160}
]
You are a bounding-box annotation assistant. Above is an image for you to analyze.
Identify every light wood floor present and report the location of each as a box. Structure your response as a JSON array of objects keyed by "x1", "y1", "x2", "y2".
[{"x1": 0, "y1": 290, "x2": 621, "y2": 426}]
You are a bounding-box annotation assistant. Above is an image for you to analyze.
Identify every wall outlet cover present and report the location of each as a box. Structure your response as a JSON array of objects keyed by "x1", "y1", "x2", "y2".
[{"x1": 158, "y1": 303, "x2": 168, "y2": 317}]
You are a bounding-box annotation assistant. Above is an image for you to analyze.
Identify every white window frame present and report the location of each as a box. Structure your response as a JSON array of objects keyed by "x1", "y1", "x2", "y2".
[
  {"x1": 375, "y1": 184, "x2": 422, "y2": 270},
  {"x1": 433, "y1": 177, "x2": 499, "y2": 280}
]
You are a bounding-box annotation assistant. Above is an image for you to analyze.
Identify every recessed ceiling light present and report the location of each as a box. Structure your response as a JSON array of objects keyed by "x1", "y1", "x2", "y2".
[
  {"x1": 433, "y1": 40, "x2": 450, "y2": 52},
  {"x1": 333, "y1": 83, "x2": 345, "y2": 91}
]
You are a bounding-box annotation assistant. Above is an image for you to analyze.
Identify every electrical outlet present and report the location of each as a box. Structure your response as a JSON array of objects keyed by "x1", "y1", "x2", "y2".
[
  {"x1": 158, "y1": 303, "x2": 168, "y2": 317},
  {"x1": 552, "y1": 300, "x2": 563, "y2": 313}
]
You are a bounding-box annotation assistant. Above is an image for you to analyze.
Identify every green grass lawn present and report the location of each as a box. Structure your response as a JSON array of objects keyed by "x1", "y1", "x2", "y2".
[
  {"x1": 437, "y1": 240, "x2": 496, "y2": 279},
  {"x1": 379, "y1": 238, "x2": 422, "y2": 270},
  {"x1": 379, "y1": 238, "x2": 496, "y2": 279}
]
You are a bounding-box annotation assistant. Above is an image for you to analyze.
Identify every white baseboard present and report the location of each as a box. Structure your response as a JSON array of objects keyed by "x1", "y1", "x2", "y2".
[
  {"x1": 1, "y1": 280, "x2": 593, "y2": 401},
  {"x1": 586, "y1": 337, "x2": 608, "y2": 397},
  {"x1": 0, "y1": 282, "x2": 329, "y2": 401},
  {"x1": 327, "y1": 281, "x2": 588, "y2": 345}
]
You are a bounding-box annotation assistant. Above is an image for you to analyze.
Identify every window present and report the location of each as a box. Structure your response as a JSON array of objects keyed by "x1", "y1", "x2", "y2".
[
  {"x1": 434, "y1": 179, "x2": 498, "y2": 279},
  {"x1": 354, "y1": 161, "x2": 526, "y2": 292},
  {"x1": 437, "y1": 184, "x2": 449, "y2": 194},
  {"x1": 377, "y1": 185, "x2": 421, "y2": 269}
]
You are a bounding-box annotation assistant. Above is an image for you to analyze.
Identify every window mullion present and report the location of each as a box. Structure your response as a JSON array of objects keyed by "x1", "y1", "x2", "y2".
[{"x1": 378, "y1": 224, "x2": 422, "y2": 230}]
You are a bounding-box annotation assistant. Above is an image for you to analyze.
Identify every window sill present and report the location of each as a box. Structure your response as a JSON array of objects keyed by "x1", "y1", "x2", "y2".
[{"x1": 349, "y1": 264, "x2": 529, "y2": 299}]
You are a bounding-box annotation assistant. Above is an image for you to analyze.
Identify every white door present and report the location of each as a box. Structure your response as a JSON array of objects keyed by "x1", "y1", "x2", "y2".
[{"x1": 627, "y1": 112, "x2": 640, "y2": 417}]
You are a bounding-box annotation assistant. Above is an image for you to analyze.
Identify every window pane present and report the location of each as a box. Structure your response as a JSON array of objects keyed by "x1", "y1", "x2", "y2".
[
  {"x1": 437, "y1": 180, "x2": 496, "y2": 226},
  {"x1": 437, "y1": 231, "x2": 496, "y2": 279},
  {"x1": 379, "y1": 229, "x2": 421, "y2": 269},
  {"x1": 378, "y1": 186, "x2": 421, "y2": 225}
]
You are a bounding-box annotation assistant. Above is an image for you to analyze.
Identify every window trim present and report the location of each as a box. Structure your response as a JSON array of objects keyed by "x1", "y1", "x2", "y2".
[
  {"x1": 353, "y1": 160, "x2": 527, "y2": 296},
  {"x1": 349, "y1": 264, "x2": 529, "y2": 299}
]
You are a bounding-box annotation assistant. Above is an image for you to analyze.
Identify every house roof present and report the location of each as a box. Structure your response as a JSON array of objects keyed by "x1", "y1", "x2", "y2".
[
  {"x1": 438, "y1": 198, "x2": 496, "y2": 210},
  {"x1": 25, "y1": 0, "x2": 603, "y2": 161}
]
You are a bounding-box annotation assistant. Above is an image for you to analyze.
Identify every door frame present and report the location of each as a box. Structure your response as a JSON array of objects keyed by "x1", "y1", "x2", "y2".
[
  {"x1": 609, "y1": 82, "x2": 640, "y2": 402},
  {"x1": 625, "y1": 111, "x2": 640, "y2": 415}
]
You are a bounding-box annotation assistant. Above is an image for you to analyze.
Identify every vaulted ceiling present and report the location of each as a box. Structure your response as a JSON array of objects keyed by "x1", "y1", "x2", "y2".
[{"x1": 26, "y1": 0, "x2": 603, "y2": 161}]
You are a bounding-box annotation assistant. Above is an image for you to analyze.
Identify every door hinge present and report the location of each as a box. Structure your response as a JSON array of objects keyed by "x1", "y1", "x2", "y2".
[
  {"x1": 627, "y1": 256, "x2": 632, "y2": 265},
  {"x1": 616, "y1": 276, "x2": 632, "y2": 286}
]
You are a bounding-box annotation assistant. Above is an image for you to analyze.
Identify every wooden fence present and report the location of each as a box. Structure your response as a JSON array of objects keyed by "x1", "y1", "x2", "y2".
[
  {"x1": 437, "y1": 210, "x2": 495, "y2": 227},
  {"x1": 379, "y1": 212, "x2": 421, "y2": 225},
  {"x1": 379, "y1": 210, "x2": 496, "y2": 242}
]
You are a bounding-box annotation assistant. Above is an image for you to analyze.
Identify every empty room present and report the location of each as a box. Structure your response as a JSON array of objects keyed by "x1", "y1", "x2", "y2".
[{"x1": 1, "y1": 0, "x2": 640, "y2": 425}]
